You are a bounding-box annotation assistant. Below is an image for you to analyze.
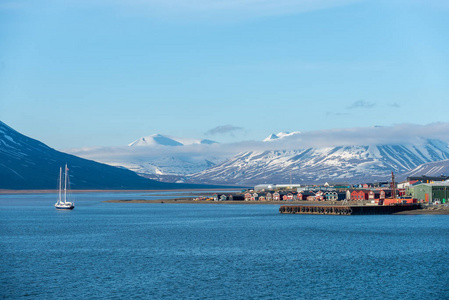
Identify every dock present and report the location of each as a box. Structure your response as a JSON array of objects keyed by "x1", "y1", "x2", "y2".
[{"x1": 279, "y1": 204, "x2": 422, "y2": 215}]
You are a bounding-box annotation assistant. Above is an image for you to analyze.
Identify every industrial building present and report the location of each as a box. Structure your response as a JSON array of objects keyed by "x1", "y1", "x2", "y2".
[
  {"x1": 254, "y1": 184, "x2": 302, "y2": 192},
  {"x1": 409, "y1": 181, "x2": 449, "y2": 203},
  {"x1": 406, "y1": 175, "x2": 449, "y2": 183}
]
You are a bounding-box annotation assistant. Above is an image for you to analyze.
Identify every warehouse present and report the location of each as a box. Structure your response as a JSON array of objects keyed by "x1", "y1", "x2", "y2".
[{"x1": 410, "y1": 181, "x2": 449, "y2": 203}]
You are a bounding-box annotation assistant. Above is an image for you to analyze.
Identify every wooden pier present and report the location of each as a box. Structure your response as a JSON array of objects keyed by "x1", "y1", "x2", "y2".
[{"x1": 279, "y1": 204, "x2": 421, "y2": 215}]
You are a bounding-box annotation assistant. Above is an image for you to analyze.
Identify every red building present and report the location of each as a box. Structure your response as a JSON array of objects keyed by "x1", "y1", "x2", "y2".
[
  {"x1": 244, "y1": 192, "x2": 252, "y2": 201},
  {"x1": 351, "y1": 190, "x2": 367, "y2": 201}
]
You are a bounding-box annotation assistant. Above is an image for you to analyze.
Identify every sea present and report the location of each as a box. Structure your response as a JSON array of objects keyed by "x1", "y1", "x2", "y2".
[{"x1": 1, "y1": 191, "x2": 448, "y2": 299}]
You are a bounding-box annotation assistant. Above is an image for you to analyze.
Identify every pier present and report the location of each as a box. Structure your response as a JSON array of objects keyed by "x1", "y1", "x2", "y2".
[{"x1": 279, "y1": 204, "x2": 422, "y2": 215}]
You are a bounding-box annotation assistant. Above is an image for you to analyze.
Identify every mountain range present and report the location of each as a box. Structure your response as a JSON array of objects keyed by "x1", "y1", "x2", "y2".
[
  {"x1": 0, "y1": 121, "x2": 215, "y2": 189},
  {"x1": 69, "y1": 129, "x2": 449, "y2": 185},
  {"x1": 404, "y1": 159, "x2": 449, "y2": 178},
  {"x1": 187, "y1": 140, "x2": 449, "y2": 185},
  {"x1": 4, "y1": 120, "x2": 449, "y2": 189}
]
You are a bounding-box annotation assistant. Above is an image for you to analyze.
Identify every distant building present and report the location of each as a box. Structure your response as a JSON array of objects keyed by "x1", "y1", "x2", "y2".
[
  {"x1": 406, "y1": 175, "x2": 449, "y2": 183},
  {"x1": 276, "y1": 184, "x2": 302, "y2": 190},
  {"x1": 244, "y1": 192, "x2": 252, "y2": 201},
  {"x1": 351, "y1": 190, "x2": 368, "y2": 201},
  {"x1": 326, "y1": 192, "x2": 338, "y2": 201},
  {"x1": 254, "y1": 184, "x2": 276, "y2": 192}
]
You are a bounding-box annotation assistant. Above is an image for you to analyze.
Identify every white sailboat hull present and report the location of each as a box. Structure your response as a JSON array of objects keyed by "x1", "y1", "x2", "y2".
[{"x1": 55, "y1": 202, "x2": 74, "y2": 210}]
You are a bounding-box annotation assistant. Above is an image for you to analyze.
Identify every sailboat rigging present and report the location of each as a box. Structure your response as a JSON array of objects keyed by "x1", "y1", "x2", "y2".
[{"x1": 55, "y1": 164, "x2": 75, "y2": 210}]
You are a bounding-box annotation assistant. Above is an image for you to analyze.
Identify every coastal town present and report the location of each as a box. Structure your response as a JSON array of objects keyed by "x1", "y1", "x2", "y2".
[{"x1": 199, "y1": 174, "x2": 448, "y2": 204}]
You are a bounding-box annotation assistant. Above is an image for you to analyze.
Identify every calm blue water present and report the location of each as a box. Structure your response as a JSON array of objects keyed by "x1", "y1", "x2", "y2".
[{"x1": 1, "y1": 192, "x2": 448, "y2": 299}]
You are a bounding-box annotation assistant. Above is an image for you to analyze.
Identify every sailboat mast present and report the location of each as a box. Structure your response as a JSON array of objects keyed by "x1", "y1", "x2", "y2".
[
  {"x1": 64, "y1": 164, "x2": 68, "y2": 203},
  {"x1": 58, "y1": 167, "x2": 62, "y2": 204}
]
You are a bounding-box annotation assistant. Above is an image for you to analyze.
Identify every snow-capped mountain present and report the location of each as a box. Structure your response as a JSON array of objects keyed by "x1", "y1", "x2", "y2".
[
  {"x1": 402, "y1": 159, "x2": 449, "y2": 179},
  {"x1": 263, "y1": 131, "x2": 301, "y2": 142},
  {"x1": 123, "y1": 134, "x2": 220, "y2": 176},
  {"x1": 68, "y1": 134, "x2": 227, "y2": 180},
  {"x1": 187, "y1": 140, "x2": 449, "y2": 185},
  {"x1": 107, "y1": 154, "x2": 220, "y2": 179},
  {"x1": 129, "y1": 134, "x2": 217, "y2": 147}
]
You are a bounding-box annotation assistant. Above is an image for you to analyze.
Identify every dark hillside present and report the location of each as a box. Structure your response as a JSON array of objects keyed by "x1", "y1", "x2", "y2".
[{"x1": 0, "y1": 121, "x2": 214, "y2": 190}]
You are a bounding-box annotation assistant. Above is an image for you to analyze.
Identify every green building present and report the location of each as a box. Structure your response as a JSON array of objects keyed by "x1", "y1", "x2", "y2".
[{"x1": 410, "y1": 182, "x2": 449, "y2": 203}]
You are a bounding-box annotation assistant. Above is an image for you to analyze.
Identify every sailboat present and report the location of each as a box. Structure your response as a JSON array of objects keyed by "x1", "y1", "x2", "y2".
[{"x1": 55, "y1": 164, "x2": 75, "y2": 210}]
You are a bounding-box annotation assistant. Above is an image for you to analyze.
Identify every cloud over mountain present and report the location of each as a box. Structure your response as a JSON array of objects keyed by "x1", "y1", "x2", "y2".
[{"x1": 66, "y1": 122, "x2": 449, "y2": 179}]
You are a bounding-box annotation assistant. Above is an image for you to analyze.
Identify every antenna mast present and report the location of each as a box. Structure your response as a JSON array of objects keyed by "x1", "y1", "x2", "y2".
[{"x1": 391, "y1": 171, "x2": 396, "y2": 198}]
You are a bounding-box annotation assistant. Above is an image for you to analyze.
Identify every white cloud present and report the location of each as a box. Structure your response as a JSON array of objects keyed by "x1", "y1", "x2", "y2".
[
  {"x1": 205, "y1": 124, "x2": 244, "y2": 136},
  {"x1": 66, "y1": 122, "x2": 449, "y2": 165},
  {"x1": 347, "y1": 100, "x2": 376, "y2": 109}
]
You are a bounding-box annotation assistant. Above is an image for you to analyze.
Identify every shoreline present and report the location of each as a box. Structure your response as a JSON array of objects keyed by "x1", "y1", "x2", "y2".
[
  {"x1": 103, "y1": 199, "x2": 449, "y2": 214},
  {"x1": 2, "y1": 190, "x2": 447, "y2": 215},
  {"x1": 0, "y1": 188, "x2": 238, "y2": 195}
]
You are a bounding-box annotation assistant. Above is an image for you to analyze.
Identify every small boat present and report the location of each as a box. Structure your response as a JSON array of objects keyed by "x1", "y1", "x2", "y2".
[{"x1": 55, "y1": 164, "x2": 74, "y2": 210}]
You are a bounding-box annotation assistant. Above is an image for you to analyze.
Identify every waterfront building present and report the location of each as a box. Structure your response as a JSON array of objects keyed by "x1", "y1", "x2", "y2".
[
  {"x1": 244, "y1": 192, "x2": 252, "y2": 201},
  {"x1": 409, "y1": 182, "x2": 449, "y2": 203},
  {"x1": 351, "y1": 190, "x2": 367, "y2": 201},
  {"x1": 325, "y1": 192, "x2": 338, "y2": 201},
  {"x1": 315, "y1": 191, "x2": 324, "y2": 201}
]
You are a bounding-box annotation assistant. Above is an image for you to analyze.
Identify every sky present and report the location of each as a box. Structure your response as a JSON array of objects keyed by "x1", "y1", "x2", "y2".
[{"x1": 1, "y1": 0, "x2": 448, "y2": 150}]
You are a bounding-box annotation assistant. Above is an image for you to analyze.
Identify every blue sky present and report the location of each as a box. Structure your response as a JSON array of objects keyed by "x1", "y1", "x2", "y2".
[{"x1": 1, "y1": 0, "x2": 448, "y2": 149}]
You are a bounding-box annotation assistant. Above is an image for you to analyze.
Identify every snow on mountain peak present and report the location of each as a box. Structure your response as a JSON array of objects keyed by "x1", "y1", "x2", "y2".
[
  {"x1": 263, "y1": 131, "x2": 301, "y2": 142},
  {"x1": 128, "y1": 134, "x2": 218, "y2": 147},
  {"x1": 263, "y1": 134, "x2": 279, "y2": 142}
]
